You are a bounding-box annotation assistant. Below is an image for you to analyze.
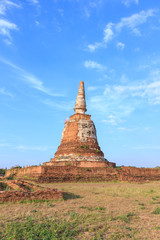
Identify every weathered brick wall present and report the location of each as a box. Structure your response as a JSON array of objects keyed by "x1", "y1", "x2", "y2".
[
  {"x1": 118, "y1": 167, "x2": 160, "y2": 182},
  {"x1": 5, "y1": 166, "x2": 42, "y2": 179},
  {"x1": 5, "y1": 166, "x2": 160, "y2": 183},
  {"x1": 0, "y1": 189, "x2": 63, "y2": 203},
  {"x1": 53, "y1": 113, "x2": 104, "y2": 159},
  {"x1": 39, "y1": 166, "x2": 118, "y2": 183}
]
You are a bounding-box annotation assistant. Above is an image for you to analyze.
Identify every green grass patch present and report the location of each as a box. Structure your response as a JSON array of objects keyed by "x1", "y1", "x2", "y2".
[
  {"x1": 18, "y1": 199, "x2": 53, "y2": 204},
  {"x1": 63, "y1": 192, "x2": 81, "y2": 200},
  {"x1": 30, "y1": 209, "x2": 37, "y2": 213},
  {"x1": 96, "y1": 206, "x2": 105, "y2": 211},
  {"x1": 139, "y1": 206, "x2": 145, "y2": 210},
  {"x1": 150, "y1": 201, "x2": 156, "y2": 204},
  {"x1": 155, "y1": 226, "x2": 160, "y2": 230},
  {"x1": 138, "y1": 203, "x2": 145, "y2": 206},
  {"x1": 0, "y1": 216, "x2": 80, "y2": 240},
  {"x1": 152, "y1": 207, "x2": 160, "y2": 214},
  {"x1": 118, "y1": 212, "x2": 137, "y2": 223}
]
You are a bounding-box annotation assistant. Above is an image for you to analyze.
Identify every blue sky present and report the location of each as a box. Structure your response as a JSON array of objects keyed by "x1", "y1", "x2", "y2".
[{"x1": 0, "y1": 0, "x2": 160, "y2": 168}]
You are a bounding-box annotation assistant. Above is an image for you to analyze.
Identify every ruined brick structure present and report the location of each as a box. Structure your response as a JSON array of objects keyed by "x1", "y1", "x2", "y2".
[
  {"x1": 5, "y1": 82, "x2": 160, "y2": 183},
  {"x1": 44, "y1": 81, "x2": 115, "y2": 167},
  {"x1": 5, "y1": 166, "x2": 160, "y2": 183},
  {"x1": 0, "y1": 179, "x2": 63, "y2": 202}
]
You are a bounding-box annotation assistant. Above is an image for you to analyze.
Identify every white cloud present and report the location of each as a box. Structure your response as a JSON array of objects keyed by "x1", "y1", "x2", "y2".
[
  {"x1": 87, "y1": 23, "x2": 114, "y2": 52},
  {"x1": 87, "y1": 42, "x2": 102, "y2": 52},
  {"x1": 116, "y1": 9, "x2": 156, "y2": 33},
  {"x1": 117, "y1": 42, "x2": 125, "y2": 49},
  {"x1": 3, "y1": 38, "x2": 12, "y2": 45},
  {"x1": 35, "y1": 20, "x2": 40, "y2": 25},
  {"x1": 103, "y1": 80, "x2": 160, "y2": 105},
  {"x1": 0, "y1": 1, "x2": 20, "y2": 44},
  {"x1": 0, "y1": 19, "x2": 18, "y2": 37},
  {"x1": 84, "y1": 60, "x2": 106, "y2": 71},
  {"x1": 84, "y1": 7, "x2": 90, "y2": 18},
  {"x1": 117, "y1": 127, "x2": 136, "y2": 131},
  {"x1": 22, "y1": 74, "x2": 63, "y2": 96},
  {"x1": 0, "y1": 0, "x2": 20, "y2": 15},
  {"x1": 0, "y1": 58, "x2": 64, "y2": 97},
  {"x1": 88, "y1": 70, "x2": 160, "y2": 126},
  {"x1": 87, "y1": 9, "x2": 156, "y2": 51},
  {"x1": 104, "y1": 23, "x2": 114, "y2": 43},
  {"x1": 102, "y1": 115, "x2": 118, "y2": 126},
  {"x1": 0, "y1": 88, "x2": 14, "y2": 97},
  {"x1": 122, "y1": 0, "x2": 139, "y2": 7},
  {"x1": 28, "y1": 0, "x2": 39, "y2": 5}
]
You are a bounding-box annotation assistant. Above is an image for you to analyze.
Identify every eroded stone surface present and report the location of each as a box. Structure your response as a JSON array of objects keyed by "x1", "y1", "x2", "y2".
[{"x1": 77, "y1": 119, "x2": 97, "y2": 142}]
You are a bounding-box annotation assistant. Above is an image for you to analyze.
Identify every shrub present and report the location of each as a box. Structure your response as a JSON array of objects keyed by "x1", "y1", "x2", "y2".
[
  {"x1": 116, "y1": 166, "x2": 122, "y2": 170},
  {"x1": 0, "y1": 168, "x2": 6, "y2": 176},
  {"x1": 11, "y1": 165, "x2": 22, "y2": 169},
  {"x1": 0, "y1": 182, "x2": 7, "y2": 191}
]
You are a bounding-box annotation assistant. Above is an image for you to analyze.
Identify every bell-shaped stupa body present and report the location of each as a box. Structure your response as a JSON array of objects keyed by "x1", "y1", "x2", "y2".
[{"x1": 48, "y1": 81, "x2": 113, "y2": 165}]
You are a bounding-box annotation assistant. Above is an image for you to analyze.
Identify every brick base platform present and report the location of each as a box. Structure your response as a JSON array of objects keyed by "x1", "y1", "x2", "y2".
[{"x1": 5, "y1": 166, "x2": 160, "y2": 183}]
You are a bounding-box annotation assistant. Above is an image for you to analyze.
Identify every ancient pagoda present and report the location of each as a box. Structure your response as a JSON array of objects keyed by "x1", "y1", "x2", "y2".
[{"x1": 44, "y1": 81, "x2": 115, "y2": 167}]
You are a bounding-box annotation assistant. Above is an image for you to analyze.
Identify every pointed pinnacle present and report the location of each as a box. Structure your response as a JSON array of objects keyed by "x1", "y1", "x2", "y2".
[{"x1": 74, "y1": 81, "x2": 87, "y2": 114}]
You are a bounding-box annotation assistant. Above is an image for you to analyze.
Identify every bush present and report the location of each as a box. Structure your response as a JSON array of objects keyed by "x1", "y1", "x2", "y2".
[
  {"x1": 0, "y1": 182, "x2": 7, "y2": 191},
  {"x1": 0, "y1": 168, "x2": 6, "y2": 176},
  {"x1": 11, "y1": 165, "x2": 22, "y2": 169},
  {"x1": 116, "y1": 166, "x2": 122, "y2": 170}
]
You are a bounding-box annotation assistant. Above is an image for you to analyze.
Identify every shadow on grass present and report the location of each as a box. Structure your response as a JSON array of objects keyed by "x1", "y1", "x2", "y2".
[{"x1": 63, "y1": 192, "x2": 82, "y2": 200}]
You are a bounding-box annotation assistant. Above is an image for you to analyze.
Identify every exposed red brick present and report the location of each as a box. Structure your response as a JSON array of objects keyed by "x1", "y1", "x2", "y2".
[
  {"x1": 5, "y1": 166, "x2": 160, "y2": 183},
  {"x1": 0, "y1": 179, "x2": 63, "y2": 202}
]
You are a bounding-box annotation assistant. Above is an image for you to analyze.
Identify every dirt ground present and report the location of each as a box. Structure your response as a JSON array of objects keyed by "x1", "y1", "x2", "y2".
[{"x1": 1, "y1": 181, "x2": 160, "y2": 239}]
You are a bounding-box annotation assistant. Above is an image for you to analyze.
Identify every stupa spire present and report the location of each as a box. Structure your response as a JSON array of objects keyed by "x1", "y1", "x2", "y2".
[{"x1": 74, "y1": 81, "x2": 87, "y2": 114}]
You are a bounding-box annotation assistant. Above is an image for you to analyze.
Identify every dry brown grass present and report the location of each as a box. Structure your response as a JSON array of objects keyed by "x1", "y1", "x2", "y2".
[{"x1": 1, "y1": 181, "x2": 160, "y2": 239}]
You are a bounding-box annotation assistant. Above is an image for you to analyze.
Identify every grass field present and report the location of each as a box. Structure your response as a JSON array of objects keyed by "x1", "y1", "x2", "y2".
[{"x1": 1, "y1": 181, "x2": 160, "y2": 239}]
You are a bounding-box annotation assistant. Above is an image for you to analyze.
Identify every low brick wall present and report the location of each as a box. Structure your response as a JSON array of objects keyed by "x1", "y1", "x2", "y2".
[
  {"x1": 39, "y1": 166, "x2": 118, "y2": 182},
  {"x1": 5, "y1": 166, "x2": 160, "y2": 183},
  {"x1": 118, "y1": 167, "x2": 160, "y2": 182},
  {"x1": 5, "y1": 166, "x2": 42, "y2": 180},
  {"x1": 0, "y1": 189, "x2": 63, "y2": 203}
]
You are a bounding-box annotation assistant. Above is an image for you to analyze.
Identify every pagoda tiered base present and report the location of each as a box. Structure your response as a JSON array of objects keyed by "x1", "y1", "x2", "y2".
[{"x1": 43, "y1": 155, "x2": 116, "y2": 168}]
